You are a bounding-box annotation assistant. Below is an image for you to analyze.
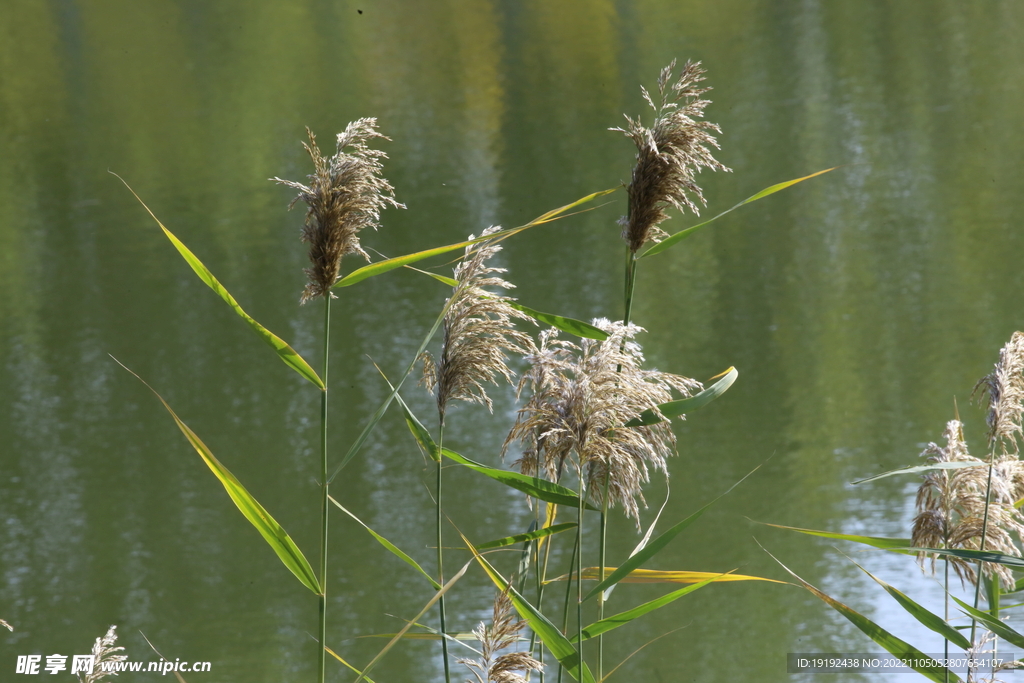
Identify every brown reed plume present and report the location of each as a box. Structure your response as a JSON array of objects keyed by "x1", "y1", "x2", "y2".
[
  {"x1": 77, "y1": 625, "x2": 126, "y2": 683},
  {"x1": 273, "y1": 119, "x2": 403, "y2": 303},
  {"x1": 421, "y1": 226, "x2": 534, "y2": 424},
  {"x1": 974, "y1": 331, "x2": 1024, "y2": 453},
  {"x1": 457, "y1": 588, "x2": 543, "y2": 683},
  {"x1": 505, "y1": 320, "x2": 700, "y2": 523},
  {"x1": 912, "y1": 420, "x2": 1024, "y2": 589},
  {"x1": 613, "y1": 60, "x2": 731, "y2": 254}
]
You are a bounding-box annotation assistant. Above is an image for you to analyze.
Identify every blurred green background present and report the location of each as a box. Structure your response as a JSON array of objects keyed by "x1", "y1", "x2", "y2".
[{"x1": 3, "y1": 1, "x2": 1024, "y2": 681}]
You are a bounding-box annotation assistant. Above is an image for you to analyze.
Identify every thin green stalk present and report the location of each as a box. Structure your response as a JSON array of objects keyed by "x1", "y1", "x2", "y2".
[
  {"x1": 969, "y1": 444, "x2": 998, "y2": 651},
  {"x1": 597, "y1": 474, "x2": 610, "y2": 682},
  {"x1": 436, "y1": 421, "x2": 452, "y2": 683},
  {"x1": 575, "y1": 466, "x2": 585, "y2": 676},
  {"x1": 623, "y1": 249, "x2": 637, "y2": 327},
  {"x1": 557, "y1": 531, "x2": 579, "y2": 683},
  {"x1": 317, "y1": 296, "x2": 331, "y2": 683}
]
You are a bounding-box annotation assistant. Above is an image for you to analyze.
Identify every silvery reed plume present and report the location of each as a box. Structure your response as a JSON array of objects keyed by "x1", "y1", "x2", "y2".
[
  {"x1": 420, "y1": 225, "x2": 532, "y2": 683},
  {"x1": 505, "y1": 320, "x2": 700, "y2": 524},
  {"x1": 975, "y1": 331, "x2": 1024, "y2": 453},
  {"x1": 457, "y1": 589, "x2": 544, "y2": 683},
  {"x1": 78, "y1": 625, "x2": 126, "y2": 683},
  {"x1": 421, "y1": 226, "x2": 534, "y2": 425},
  {"x1": 273, "y1": 119, "x2": 404, "y2": 302},
  {"x1": 613, "y1": 60, "x2": 730, "y2": 255},
  {"x1": 911, "y1": 420, "x2": 1024, "y2": 589}
]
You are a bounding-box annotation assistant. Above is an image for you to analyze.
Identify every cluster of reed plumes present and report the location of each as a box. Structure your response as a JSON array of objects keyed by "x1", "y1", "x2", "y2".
[
  {"x1": 505, "y1": 322, "x2": 700, "y2": 523},
  {"x1": 457, "y1": 589, "x2": 543, "y2": 683},
  {"x1": 77, "y1": 625, "x2": 126, "y2": 683}
]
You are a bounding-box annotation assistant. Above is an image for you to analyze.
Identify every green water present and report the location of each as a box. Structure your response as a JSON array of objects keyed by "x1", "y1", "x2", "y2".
[{"x1": 3, "y1": 1, "x2": 1024, "y2": 681}]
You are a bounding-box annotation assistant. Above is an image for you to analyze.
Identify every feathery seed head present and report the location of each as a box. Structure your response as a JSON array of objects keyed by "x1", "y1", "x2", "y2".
[
  {"x1": 613, "y1": 60, "x2": 731, "y2": 253},
  {"x1": 421, "y1": 227, "x2": 534, "y2": 422},
  {"x1": 911, "y1": 420, "x2": 1024, "y2": 589},
  {"x1": 273, "y1": 119, "x2": 404, "y2": 303},
  {"x1": 505, "y1": 319, "x2": 700, "y2": 524},
  {"x1": 78, "y1": 625, "x2": 126, "y2": 683},
  {"x1": 974, "y1": 331, "x2": 1024, "y2": 452},
  {"x1": 457, "y1": 589, "x2": 543, "y2": 683}
]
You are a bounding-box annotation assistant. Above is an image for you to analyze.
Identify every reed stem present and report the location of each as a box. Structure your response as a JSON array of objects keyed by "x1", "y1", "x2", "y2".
[
  {"x1": 597, "y1": 475, "x2": 610, "y2": 682},
  {"x1": 969, "y1": 444, "x2": 997, "y2": 651},
  {"x1": 317, "y1": 295, "x2": 331, "y2": 683},
  {"x1": 437, "y1": 421, "x2": 452, "y2": 683}
]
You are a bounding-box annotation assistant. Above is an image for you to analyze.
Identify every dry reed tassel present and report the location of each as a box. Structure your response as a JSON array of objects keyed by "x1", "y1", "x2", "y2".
[
  {"x1": 77, "y1": 625, "x2": 126, "y2": 683},
  {"x1": 273, "y1": 119, "x2": 404, "y2": 302},
  {"x1": 613, "y1": 60, "x2": 730, "y2": 254},
  {"x1": 505, "y1": 320, "x2": 700, "y2": 525},
  {"x1": 458, "y1": 588, "x2": 544, "y2": 683}
]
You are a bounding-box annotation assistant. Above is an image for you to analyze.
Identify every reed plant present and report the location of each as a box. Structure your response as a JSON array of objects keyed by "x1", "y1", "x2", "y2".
[
  {"x1": 114, "y1": 59, "x2": 832, "y2": 682},
  {"x1": 768, "y1": 331, "x2": 1024, "y2": 682}
]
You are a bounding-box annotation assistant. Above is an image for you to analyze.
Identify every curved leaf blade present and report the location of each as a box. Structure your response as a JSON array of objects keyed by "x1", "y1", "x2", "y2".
[
  {"x1": 556, "y1": 567, "x2": 786, "y2": 585},
  {"x1": 504, "y1": 301, "x2": 608, "y2": 340},
  {"x1": 113, "y1": 357, "x2": 321, "y2": 594},
  {"x1": 911, "y1": 547, "x2": 1024, "y2": 570},
  {"x1": 951, "y1": 595, "x2": 1024, "y2": 649},
  {"x1": 477, "y1": 523, "x2": 577, "y2": 550},
  {"x1": 462, "y1": 533, "x2": 597, "y2": 683},
  {"x1": 336, "y1": 188, "x2": 617, "y2": 288},
  {"x1": 625, "y1": 367, "x2": 737, "y2": 427},
  {"x1": 758, "y1": 522, "x2": 915, "y2": 554},
  {"x1": 640, "y1": 168, "x2": 838, "y2": 259},
  {"x1": 763, "y1": 544, "x2": 962, "y2": 683},
  {"x1": 113, "y1": 174, "x2": 324, "y2": 390},
  {"x1": 853, "y1": 461, "x2": 983, "y2": 485},
  {"x1": 329, "y1": 496, "x2": 440, "y2": 590},
  {"x1": 583, "y1": 464, "x2": 761, "y2": 602}
]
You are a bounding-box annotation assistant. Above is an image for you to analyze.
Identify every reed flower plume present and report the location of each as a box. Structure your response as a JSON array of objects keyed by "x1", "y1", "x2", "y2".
[
  {"x1": 613, "y1": 60, "x2": 730, "y2": 253},
  {"x1": 273, "y1": 119, "x2": 403, "y2": 303},
  {"x1": 78, "y1": 625, "x2": 126, "y2": 683},
  {"x1": 912, "y1": 420, "x2": 1024, "y2": 588},
  {"x1": 457, "y1": 588, "x2": 543, "y2": 683},
  {"x1": 421, "y1": 227, "x2": 533, "y2": 423},
  {"x1": 505, "y1": 320, "x2": 700, "y2": 524},
  {"x1": 974, "y1": 331, "x2": 1024, "y2": 453}
]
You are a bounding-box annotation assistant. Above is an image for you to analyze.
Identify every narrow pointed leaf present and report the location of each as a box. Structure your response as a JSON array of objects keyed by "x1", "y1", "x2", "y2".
[
  {"x1": 624, "y1": 367, "x2": 737, "y2": 427},
  {"x1": 853, "y1": 461, "x2": 984, "y2": 485},
  {"x1": 462, "y1": 533, "x2": 597, "y2": 683},
  {"x1": 403, "y1": 265, "x2": 459, "y2": 287},
  {"x1": 354, "y1": 560, "x2": 471, "y2": 683},
  {"x1": 583, "y1": 464, "x2": 760, "y2": 602},
  {"x1": 951, "y1": 595, "x2": 1024, "y2": 650},
  {"x1": 324, "y1": 646, "x2": 377, "y2": 683},
  {"x1": 574, "y1": 573, "x2": 727, "y2": 642},
  {"x1": 443, "y1": 447, "x2": 600, "y2": 511},
  {"x1": 113, "y1": 174, "x2": 324, "y2": 390},
  {"x1": 504, "y1": 301, "x2": 608, "y2": 340},
  {"x1": 392, "y1": 388, "x2": 441, "y2": 463},
  {"x1": 336, "y1": 188, "x2": 616, "y2": 288},
  {"x1": 477, "y1": 523, "x2": 577, "y2": 550},
  {"x1": 911, "y1": 547, "x2": 1024, "y2": 570},
  {"x1": 640, "y1": 168, "x2": 838, "y2": 259},
  {"x1": 847, "y1": 558, "x2": 971, "y2": 649},
  {"x1": 552, "y1": 569, "x2": 782, "y2": 585},
  {"x1": 113, "y1": 357, "x2": 321, "y2": 594},
  {"x1": 329, "y1": 496, "x2": 440, "y2": 590},
  {"x1": 758, "y1": 522, "x2": 915, "y2": 554},
  {"x1": 763, "y1": 545, "x2": 962, "y2": 683}
]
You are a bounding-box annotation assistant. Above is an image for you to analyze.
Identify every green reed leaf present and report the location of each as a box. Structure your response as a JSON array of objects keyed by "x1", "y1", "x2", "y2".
[
  {"x1": 762, "y1": 544, "x2": 962, "y2": 683},
  {"x1": 853, "y1": 461, "x2": 984, "y2": 485},
  {"x1": 758, "y1": 522, "x2": 915, "y2": 554},
  {"x1": 574, "y1": 573, "x2": 726, "y2": 642},
  {"x1": 640, "y1": 168, "x2": 838, "y2": 259},
  {"x1": 624, "y1": 367, "x2": 737, "y2": 427},
  {"x1": 504, "y1": 301, "x2": 608, "y2": 340},
  {"x1": 950, "y1": 595, "x2": 1024, "y2": 650},
  {"x1": 554, "y1": 567, "x2": 787, "y2": 585},
  {"x1": 462, "y1": 533, "x2": 597, "y2": 683},
  {"x1": 113, "y1": 174, "x2": 324, "y2": 390},
  {"x1": 324, "y1": 646, "x2": 377, "y2": 683},
  {"x1": 442, "y1": 448, "x2": 600, "y2": 511},
  {"x1": 910, "y1": 547, "x2": 1024, "y2": 570},
  {"x1": 336, "y1": 188, "x2": 617, "y2": 288},
  {"x1": 583, "y1": 464, "x2": 759, "y2": 602},
  {"x1": 113, "y1": 357, "x2": 321, "y2": 595},
  {"x1": 848, "y1": 558, "x2": 971, "y2": 649},
  {"x1": 329, "y1": 496, "x2": 441, "y2": 590},
  {"x1": 354, "y1": 560, "x2": 471, "y2": 683},
  {"x1": 477, "y1": 523, "x2": 577, "y2": 550}
]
